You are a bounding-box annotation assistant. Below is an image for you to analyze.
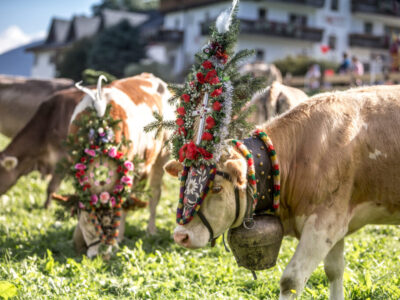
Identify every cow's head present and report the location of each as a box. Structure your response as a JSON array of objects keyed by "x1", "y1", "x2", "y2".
[
  {"x1": 0, "y1": 153, "x2": 19, "y2": 194},
  {"x1": 165, "y1": 146, "x2": 248, "y2": 248}
]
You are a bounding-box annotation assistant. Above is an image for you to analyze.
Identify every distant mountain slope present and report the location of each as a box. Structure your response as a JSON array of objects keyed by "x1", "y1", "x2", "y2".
[{"x1": 0, "y1": 40, "x2": 43, "y2": 77}]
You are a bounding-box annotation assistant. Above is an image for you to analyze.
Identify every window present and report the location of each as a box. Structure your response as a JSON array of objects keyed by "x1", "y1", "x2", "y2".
[
  {"x1": 256, "y1": 49, "x2": 265, "y2": 61},
  {"x1": 49, "y1": 53, "x2": 56, "y2": 64},
  {"x1": 328, "y1": 35, "x2": 337, "y2": 50},
  {"x1": 33, "y1": 54, "x2": 38, "y2": 66},
  {"x1": 289, "y1": 14, "x2": 307, "y2": 26},
  {"x1": 364, "y1": 22, "x2": 373, "y2": 34},
  {"x1": 175, "y1": 18, "x2": 180, "y2": 28},
  {"x1": 258, "y1": 8, "x2": 267, "y2": 20},
  {"x1": 331, "y1": 0, "x2": 339, "y2": 11}
]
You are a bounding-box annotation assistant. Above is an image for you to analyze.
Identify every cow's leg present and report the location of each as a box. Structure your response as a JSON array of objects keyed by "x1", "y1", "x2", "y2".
[
  {"x1": 44, "y1": 172, "x2": 63, "y2": 208},
  {"x1": 77, "y1": 210, "x2": 101, "y2": 258},
  {"x1": 147, "y1": 152, "x2": 169, "y2": 235},
  {"x1": 324, "y1": 239, "x2": 345, "y2": 300},
  {"x1": 73, "y1": 223, "x2": 87, "y2": 254},
  {"x1": 279, "y1": 213, "x2": 348, "y2": 300}
]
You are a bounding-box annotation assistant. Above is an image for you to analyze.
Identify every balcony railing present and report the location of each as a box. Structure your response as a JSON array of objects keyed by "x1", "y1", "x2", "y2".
[
  {"x1": 145, "y1": 29, "x2": 184, "y2": 44},
  {"x1": 202, "y1": 19, "x2": 324, "y2": 42},
  {"x1": 352, "y1": 0, "x2": 400, "y2": 17},
  {"x1": 267, "y1": 0, "x2": 325, "y2": 7},
  {"x1": 348, "y1": 33, "x2": 389, "y2": 49},
  {"x1": 161, "y1": 0, "x2": 325, "y2": 12}
]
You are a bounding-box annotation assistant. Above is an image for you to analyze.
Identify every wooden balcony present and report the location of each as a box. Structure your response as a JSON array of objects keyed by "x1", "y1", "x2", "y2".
[
  {"x1": 267, "y1": 0, "x2": 325, "y2": 7},
  {"x1": 352, "y1": 0, "x2": 400, "y2": 17},
  {"x1": 348, "y1": 33, "x2": 389, "y2": 49},
  {"x1": 202, "y1": 19, "x2": 324, "y2": 42},
  {"x1": 145, "y1": 29, "x2": 184, "y2": 44},
  {"x1": 160, "y1": 0, "x2": 325, "y2": 12}
]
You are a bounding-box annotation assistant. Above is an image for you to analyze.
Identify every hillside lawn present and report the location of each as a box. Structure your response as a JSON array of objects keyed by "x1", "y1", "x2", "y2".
[{"x1": 0, "y1": 133, "x2": 400, "y2": 299}]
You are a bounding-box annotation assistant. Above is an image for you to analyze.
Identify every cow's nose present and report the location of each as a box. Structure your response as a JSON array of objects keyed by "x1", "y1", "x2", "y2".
[{"x1": 174, "y1": 232, "x2": 191, "y2": 247}]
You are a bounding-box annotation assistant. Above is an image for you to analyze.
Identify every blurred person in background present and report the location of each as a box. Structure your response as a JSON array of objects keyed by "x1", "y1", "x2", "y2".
[
  {"x1": 338, "y1": 52, "x2": 351, "y2": 74},
  {"x1": 305, "y1": 63, "x2": 321, "y2": 91},
  {"x1": 351, "y1": 56, "x2": 364, "y2": 86}
]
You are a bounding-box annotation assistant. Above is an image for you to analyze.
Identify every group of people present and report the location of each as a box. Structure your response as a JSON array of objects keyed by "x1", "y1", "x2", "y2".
[{"x1": 338, "y1": 52, "x2": 364, "y2": 77}]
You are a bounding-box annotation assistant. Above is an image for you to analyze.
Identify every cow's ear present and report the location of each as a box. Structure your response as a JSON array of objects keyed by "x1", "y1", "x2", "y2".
[
  {"x1": 164, "y1": 160, "x2": 183, "y2": 177},
  {"x1": 224, "y1": 157, "x2": 247, "y2": 188},
  {"x1": 1, "y1": 156, "x2": 18, "y2": 171}
]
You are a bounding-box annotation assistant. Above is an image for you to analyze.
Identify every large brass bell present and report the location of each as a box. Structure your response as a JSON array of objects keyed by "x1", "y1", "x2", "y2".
[{"x1": 227, "y1": 214, "x2": 283, "y2": 271}]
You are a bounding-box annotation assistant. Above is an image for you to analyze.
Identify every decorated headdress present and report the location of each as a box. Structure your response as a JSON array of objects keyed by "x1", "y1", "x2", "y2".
[
  {"x1": 63, "y1": 77, "x2": 144, "y2": 252},
  {"x1": 146, "y1": 0, "x2": 266, "y2": 225}
]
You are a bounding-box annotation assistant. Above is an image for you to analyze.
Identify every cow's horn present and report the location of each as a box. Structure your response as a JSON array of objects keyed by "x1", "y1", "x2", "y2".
[
  {"x1": 0, "y1": 156, "x2": 18, "y2": 171},
  {"x1": 75, "y1": 81, "x2": 96, "y2": 100},
  {"x1": 94, "y1": 75, "x2": 108, "y2": 117}
]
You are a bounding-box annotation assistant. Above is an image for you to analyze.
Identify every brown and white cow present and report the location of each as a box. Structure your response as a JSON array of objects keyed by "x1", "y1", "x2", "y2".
[
  {"x1": 0, "y1": 88, "x2": 82, "y2": 207},
  {"x1": 165, "y1": 85, "x2": 400, "y2": 299},
  {"x1": 0, "y1": 75, "x2": 73, "y2": 138},
  {"x1": 247, "y1": 81, "x2": 308, "y2": 125},
  {"x1": 70, "y1": 73, "x2": 174, "y2": 257}
]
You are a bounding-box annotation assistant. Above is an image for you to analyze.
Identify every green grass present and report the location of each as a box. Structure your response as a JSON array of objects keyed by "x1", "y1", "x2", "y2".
[{"x1": 0, "y1": 133, "x2": 400, "y2": 299}]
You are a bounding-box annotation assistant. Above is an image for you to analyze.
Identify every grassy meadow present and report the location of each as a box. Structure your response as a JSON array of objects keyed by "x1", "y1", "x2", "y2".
[{"x1": 0, "y1": 132, "x2": 400, "y2": 299}]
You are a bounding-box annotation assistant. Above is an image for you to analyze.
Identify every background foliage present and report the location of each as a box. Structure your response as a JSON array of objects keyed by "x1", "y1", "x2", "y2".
[
  {"x1": 273, "y1": 55, "x2": 338, "y2": 77},
  {"x1": 1, "y1": 133, "x2": 400, "y2": 299}
]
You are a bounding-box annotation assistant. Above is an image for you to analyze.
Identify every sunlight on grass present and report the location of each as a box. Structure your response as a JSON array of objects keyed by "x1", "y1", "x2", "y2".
[{"x1": 1, "y1": 132, "x2": 400, "y2": 299}]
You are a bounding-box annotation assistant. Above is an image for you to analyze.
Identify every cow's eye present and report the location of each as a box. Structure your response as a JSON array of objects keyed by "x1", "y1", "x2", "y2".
[{"x1": 212, "y1": 186, "x2": 223, "y2": 194}]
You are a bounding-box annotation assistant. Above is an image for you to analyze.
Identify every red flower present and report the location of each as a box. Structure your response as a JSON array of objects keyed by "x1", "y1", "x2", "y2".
[
  {"x1": 176, "y1": 118, "x2": 184, "y2": 126},
  {"x1": 89, "y1": 158, "x2": 94, "y2": 163},
  {"x1": 206, "y1": 116, "x2": 215, "y2": 129},
  {"x1": 177, "y1": 106, "x2": 186, "y2": 116},
  {"x1": 211, "y1": 87, "x2": 223, "y2": 97},
  {"x1": 186, "y1": 142, "x2": 198, "y2": 160},
  {"x1": 213, "y1": 101, "x2": 222, "y2": 111},
  {"x1": 117, "y1": 165, "x2": 123, "y2": 173},
  {"x1": 202, "y1": 60, "x2": 213, "y2": 69},
  {"x1": 205, "y1": 70, "x2": 219, "y2": 85},
  {"x1": 116, "y1": 152, "x2": 123, "y2": 159},
  {"x1": 103, "y1": 149, "x2": 108, "y2": 154},
  {"x1": 75, "y1": 172, "x2": 81, "y2": 178},
  {"x1": 197, "y1": 72, "x2": 205, "y2": 84},
  {"x1": 182, "y1": 94, "x2": 190, "y2": 103},
  {"x1": 198, "y1": 147, "x2": 213, "y2": 160},
  {"x1": 80, "y1": 157, "x2": 87, "y2": 163},
  {"x1": 178, "y1": 127, "x2": 187, "y2": 136},
  {"x1": 202, "y1": 132, "x2": 213, "y2": 141},
  {"x1": 90, "y1": 145, "x2": 96, "y2": 149}
]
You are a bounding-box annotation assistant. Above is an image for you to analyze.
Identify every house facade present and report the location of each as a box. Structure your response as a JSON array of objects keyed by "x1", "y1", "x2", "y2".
[
  {"x1": 160, "y1": 0, "x2": 400, "y2": 75},
  {"x1": 26, "y1": 9, "x2": 159, "y2": 79}
]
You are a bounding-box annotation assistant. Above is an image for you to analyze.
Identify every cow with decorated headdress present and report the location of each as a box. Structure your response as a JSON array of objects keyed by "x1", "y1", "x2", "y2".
[{"x1": 154, "y1": 1, "x2": 400, "y2": 299}]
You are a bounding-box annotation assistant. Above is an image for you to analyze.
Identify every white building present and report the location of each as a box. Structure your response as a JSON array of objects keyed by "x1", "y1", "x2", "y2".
[
  {"x1": 26, "y1": 9, "x2": 159, "y2": 79},
  {"x1": 160, "y1": 0, "x2": 400, "y2": 75}
]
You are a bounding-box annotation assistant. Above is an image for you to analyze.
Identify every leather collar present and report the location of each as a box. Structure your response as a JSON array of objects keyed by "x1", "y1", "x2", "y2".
[{"x1": 243, "y1": 135, "x2": 275, "y2": 213}]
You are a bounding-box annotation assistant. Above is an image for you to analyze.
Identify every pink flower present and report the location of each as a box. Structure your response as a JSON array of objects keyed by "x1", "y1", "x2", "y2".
[
  {"x1": 121, "y1": 175, "x2": 132, "y2": 185},
  {"x1": 110, "y1": 197, "x2": 116, "y2": 207},
  {"x1": 100, "y1": 192, "x2": 110, "y2": 204},
  {"x1": 124, "y1": 161, "x2": 134, "y2": 171},
  {"x1": 114, "y1": 184, "x2": 124, "y2": 193},
  {"x1": 78, "y1": 202, "x2": 85, "y2": 209},
  {"x1": 84, "y1": 149, "x2": 96, "y2": 157},
  {"x1": 74, "y1": 163, "x2": 86, "y2": 170},
  {"x1": 108, "y1": 147, "x2": 117, "y2": 158},
  {"x1": 90, "y1": 194, "x2": 98, "y2": 205}
]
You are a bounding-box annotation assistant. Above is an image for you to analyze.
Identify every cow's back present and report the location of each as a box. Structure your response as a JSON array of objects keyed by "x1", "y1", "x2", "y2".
[
  {"x1": 265, "y1": 85, "x2": 400, "y2": 233},
  {"x1": 0, "y1": 76, "x2": 73, "y2": 137}
]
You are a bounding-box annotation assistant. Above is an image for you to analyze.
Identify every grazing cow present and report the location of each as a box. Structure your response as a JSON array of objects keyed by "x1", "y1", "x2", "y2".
[
  {"x1": 0, "y1": 75, "x2": 73, "y2": 138},
  {"x1": 248, "y1": 81, "x2": 308, "y2": 125},
  {"x1": 165, "y1": 85, "x2": 400, "y2": 299},
  {"x1": 70, "y1": 73, "x2": 174, "y2": 257},
  {"x1": 0, "y1": 88, "x2": 82, "y2": 207},
  {"x1": 241, "y1": 62, "x2": 282, "y2": 86}
]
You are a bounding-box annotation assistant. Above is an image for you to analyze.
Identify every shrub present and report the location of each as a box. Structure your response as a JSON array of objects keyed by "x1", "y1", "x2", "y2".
[{"x1": 273, "y1": 55, "x2": 338, "y2": 77}]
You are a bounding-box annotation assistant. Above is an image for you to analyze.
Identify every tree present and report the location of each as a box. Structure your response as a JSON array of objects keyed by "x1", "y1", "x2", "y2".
[
  {"x1": 92, "y1": 0, "x2": 159, "y2": 14},
  {"x1": 87, "y1": 20, "x2": 146, "y2": 78},
  {"x1": 57, "y1": 38, "x2": 93, "y2": 81}
]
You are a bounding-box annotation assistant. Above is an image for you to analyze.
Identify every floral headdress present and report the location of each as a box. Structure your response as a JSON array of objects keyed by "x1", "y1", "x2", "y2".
[
  {"x1": 146, "y1": 0, "x2": 266, "y2": 225},
  {"x1": 66, "y1": 77, "x2": 138, "y2": 248}
]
